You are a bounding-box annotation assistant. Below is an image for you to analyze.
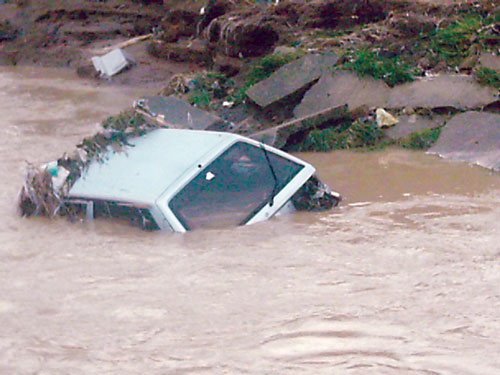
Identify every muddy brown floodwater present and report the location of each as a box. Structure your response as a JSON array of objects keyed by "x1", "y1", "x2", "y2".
[{"x1": 1, "y1": 66, "x2": 499, "y2": 375}]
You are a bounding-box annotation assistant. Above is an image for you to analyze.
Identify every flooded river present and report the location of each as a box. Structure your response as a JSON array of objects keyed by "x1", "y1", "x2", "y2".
[{"x1": 1, "y1": 66, "x2": 499, "y2": 375}]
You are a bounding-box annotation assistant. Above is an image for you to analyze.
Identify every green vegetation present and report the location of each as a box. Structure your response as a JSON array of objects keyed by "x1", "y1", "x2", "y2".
[
  {"x1": 102, "y1": 111, "x2": 147, "y2": 133},
  {"x1": 229, "y1": 52, "x2": 303, "y2": 104},
  {"x1": 429, "y1": 14, "x2": 499, "y2": 66},
  {"x1": 185, "y1": 53, "x2": 303, "y2": 108},
  {"x1": 398, "y1": 127, "x2": 441, "y2": 150},
  {"x1": 474, "y1": 67, "x2": 500, "y2": 89},
  {"x1": 78, "y1": 111, "x2": 153, "y2": 165},
  {"x1": 430, "y1": 15, "x2": 483, "y2": 66},
  {"x1": 297, "y1": 120, "x2": 384, "y2": 152},
  {"x1": 295, "y1": 120, "x2": 443, "y2": 152},
  {"x1": 187, "y1": 71, "x2": 234, "y2": 109},
  {"x1": 343, "y1": 49, "x2": 419, "y2": 87}
]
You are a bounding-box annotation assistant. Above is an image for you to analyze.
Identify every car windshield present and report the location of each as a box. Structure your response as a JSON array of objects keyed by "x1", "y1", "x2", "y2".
[{"x1": 169, "y1": 142, "x2": 304, "y2": 230}]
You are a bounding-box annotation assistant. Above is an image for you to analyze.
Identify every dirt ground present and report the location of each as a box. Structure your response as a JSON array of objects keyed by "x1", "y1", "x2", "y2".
[{"x1": 1, "y1": 0, "x2": 496, "y2": 90}]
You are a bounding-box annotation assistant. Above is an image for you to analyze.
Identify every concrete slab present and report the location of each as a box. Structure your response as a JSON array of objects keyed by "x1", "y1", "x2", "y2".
[
  {"x1": 384, "y1": 114, "x2": 446, "y2": 140},
  {"x1": 246, "y1": 53, "x2": 339, "y2": 108},
  {"x1": 135, "y1": 95, "x2": 221, "y2": 130},
  {"x1": 293, "y1": 71, "x2": 391, "y2": 118},
  {"x1": 478, "y1": 53, "x2": 500, "y2": 73},
  {"x1": 387, "y1": 74, "x2": 498, "y2": 109},
  {"x1": 428, "y1": 111, "x2": 500, "y2": 171},
  {"x1": 250, "y1": 105, "x2": 347, "y2": 148}
]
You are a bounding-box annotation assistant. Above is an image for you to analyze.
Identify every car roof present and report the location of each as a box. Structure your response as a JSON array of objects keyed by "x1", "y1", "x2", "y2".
[{"x1": 68, "y1": 129, "x2": 237, "y2": 205}]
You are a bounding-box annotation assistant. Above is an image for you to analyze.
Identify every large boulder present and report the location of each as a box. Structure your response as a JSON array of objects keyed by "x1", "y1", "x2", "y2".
[{"x1": 428, "y1": 111, "x2": 500, "y2": 171}]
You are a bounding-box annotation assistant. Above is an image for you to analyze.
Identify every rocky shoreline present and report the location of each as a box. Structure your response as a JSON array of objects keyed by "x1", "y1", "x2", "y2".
[{"x1": 1, "y1": 0, "x2": 499, "y2": 171}]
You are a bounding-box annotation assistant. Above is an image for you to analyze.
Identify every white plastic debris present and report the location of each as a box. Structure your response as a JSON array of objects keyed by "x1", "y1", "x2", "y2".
[
  {"x1": 376, "y1": 108, "x2": 399, "y2": 128},
  {"x1": 44, "y1": 161, "x2": 70, "y2": 192},
  {"x1": 91, "y1": 48, "x2": 134, "y2": 78}
]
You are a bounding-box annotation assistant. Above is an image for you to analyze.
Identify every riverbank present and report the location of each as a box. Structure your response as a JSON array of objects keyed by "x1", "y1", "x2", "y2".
[{"x1": 1, "y1": 0, "x2": 499, "y2": 169}]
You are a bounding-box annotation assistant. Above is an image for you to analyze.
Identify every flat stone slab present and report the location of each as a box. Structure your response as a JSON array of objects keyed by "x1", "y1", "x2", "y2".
[
  {"x1": 135, "y1": 95, "x2": 221, "y2": 130},
  {"x1": 428, "y1": 111, "x2": 500, "y2": 171},
  {"x1": 478, "y1": 53, "x2": 500, "y2": 73},
  {"x1": 246, "y1": 53, "x2": 338, "y2": 108},
  {"x1": 387, "y1": 74, "x2": 498, "y2": 109},
  {"x1": 384, "y1": 114, "x2": 446, "y2": 140},
  {"x1": 293, "y1": 71, "x2": 391, "y2": 118},
  {"x1": 250, "y1": 105, "x2": 347, "y2": 148}
]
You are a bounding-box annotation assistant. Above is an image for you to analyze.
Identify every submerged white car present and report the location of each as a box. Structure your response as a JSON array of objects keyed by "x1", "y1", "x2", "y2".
[{"x1": 21, "y1": 129, "x2": 340, "y2": 231}]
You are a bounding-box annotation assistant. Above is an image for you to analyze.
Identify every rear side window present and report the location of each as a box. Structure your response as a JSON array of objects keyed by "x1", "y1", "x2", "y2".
[{"x1": 169, "y1": 142, "x2": 303, "y2": 230}]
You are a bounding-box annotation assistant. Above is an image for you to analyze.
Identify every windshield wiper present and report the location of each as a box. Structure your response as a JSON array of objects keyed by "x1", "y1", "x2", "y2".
[{"x1": 260, "y1": 143, "x2": 278, "y2": 207}]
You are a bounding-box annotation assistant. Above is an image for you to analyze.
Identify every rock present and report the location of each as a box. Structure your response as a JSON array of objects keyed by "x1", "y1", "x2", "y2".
[
  {"x1": 478, "y1": 53, "x2": 500, "y2": 73},
  {"x1": 250, "y1": 104, "x2": 348, "y2": 148},
  {"x1": 246, "y1": 53, "x2": 339, "y2": 109},
  {"x1": 135, "y1": 95, "x2": 222, "y2": 130},
  {"x1": 428, "y1": 111, "x2": 500, "y2": 171},
  {"x1": 384, "y1": 114, "x2": 446, "y2": 140},
  {"x1": 293, "y1": 71, "x2": 391, "y2": 118},
  {"x1": 387, "y1": 74, "x2": 499, "y2": 110},
  {"x1": 147, "y1": 38, "x2": 212, "y2": 65},
  {"x1": 375, "y1": 108, "x2": 398, "y2": 128}
]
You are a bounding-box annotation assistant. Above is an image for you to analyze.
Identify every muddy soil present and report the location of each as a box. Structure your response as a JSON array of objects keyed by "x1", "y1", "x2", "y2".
[{"x1": 1, "y1": 0, "x2": 496, "y2": 86}]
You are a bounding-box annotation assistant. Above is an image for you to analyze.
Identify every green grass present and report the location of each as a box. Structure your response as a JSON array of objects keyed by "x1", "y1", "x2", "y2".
[
  {"x1": 431, "y1": 15, "x2": 483, "y2": 66},
  {"x1": 474, "y1": 67, "x2": 500, "y2": 89},
  {"x1": 298, "y1": 120, "x2": 384, "y2": 152},
  {"x1": 343, "y1": 49, "x2": 418, "y2": 87},
  {"x1": 398, "y1": 128, "x2": 441, "y2": 150},
  {"x1": 186, "y1": 71, "x2": 234, "y2": 109},
  {"x1": 229, "y1": 52, "x2": 303, "y2": 105},
  {"x1": 429, "y1": 14, "x2": 500, "y2": 66}
]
